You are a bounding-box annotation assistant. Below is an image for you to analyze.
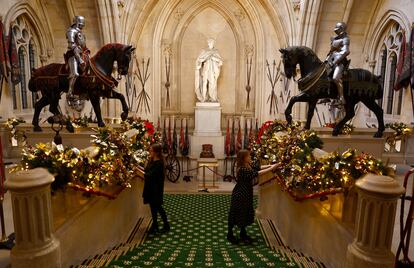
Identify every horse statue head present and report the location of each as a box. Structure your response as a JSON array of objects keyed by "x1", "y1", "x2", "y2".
[
  {"x1": 91, "y1": 43, "x2": 135, "y2": 77},
  {"x1": 279, "y1": 47, "x2": 322, "y2": 79}
]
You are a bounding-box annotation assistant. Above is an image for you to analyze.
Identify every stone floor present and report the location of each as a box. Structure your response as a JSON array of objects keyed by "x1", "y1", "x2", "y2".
[{"x1": 0, "y1": 165, "x2": 413, "y2": 268}]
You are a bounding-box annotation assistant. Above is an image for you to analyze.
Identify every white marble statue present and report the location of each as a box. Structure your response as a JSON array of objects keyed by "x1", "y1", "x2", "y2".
[{"x1": 195, "y1": 38, "x2": 223, "y2": 102}]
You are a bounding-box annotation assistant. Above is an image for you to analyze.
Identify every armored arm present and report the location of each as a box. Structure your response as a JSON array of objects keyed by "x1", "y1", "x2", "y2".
[
  {"x1": 333, "y1": 36, "x2": 350, "y2": 65},
  {"x1": 66, "y1": 28, "x2": 84, "y2": 64}
]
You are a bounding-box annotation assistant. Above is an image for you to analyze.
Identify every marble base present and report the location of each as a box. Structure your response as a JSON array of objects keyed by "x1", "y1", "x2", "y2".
[
  {"x1": 319, "y1": 134, "x2": 385, "y2": 160},
  {"x1": 193, "y1": 102, "x2": 222, "y2": 136}
]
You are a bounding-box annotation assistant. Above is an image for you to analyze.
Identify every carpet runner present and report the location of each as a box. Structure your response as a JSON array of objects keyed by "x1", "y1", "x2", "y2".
[{"x1": 73, "y1": 194, "x2": 324, "y2": 267}]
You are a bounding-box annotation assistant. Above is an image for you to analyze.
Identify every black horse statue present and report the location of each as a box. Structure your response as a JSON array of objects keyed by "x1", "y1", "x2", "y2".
[
  {"x1": 29, "y1": 43, "x2": 135, "y2": 131},
  {"x1": 279, "y1": 46, "x2": 385, "y2": 138}
]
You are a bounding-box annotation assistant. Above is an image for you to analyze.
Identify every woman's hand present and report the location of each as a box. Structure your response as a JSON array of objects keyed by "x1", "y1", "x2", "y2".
[{"x1": 271, "y1": 163, "x2": 281, "y2": 172}]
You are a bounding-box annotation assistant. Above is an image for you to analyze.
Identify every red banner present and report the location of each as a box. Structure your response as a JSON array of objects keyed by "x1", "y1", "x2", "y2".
[
  {"x1": 394, "y1": 30, "x2": 406, "y2": 91},
  {"x1": 225, "y1": 118, "x2": 230, "y2": 156},
  {"x1": 236, "y1": 119, "x2": 242, "y2": 154},
  {"x1": 0, "y1": 137, "x2": 5, "y2": 199},
  {"x1": 0, "y1": 20, "x2": 8, "y2": 78},
  {"x1": 183, "y1": 119, "x2": 189, "y2": 156},
  {"x1": 410, "y1": 24, "x2": 414, "y2": 89},
  {"x1": 7, "y1": 25, "x2": 20, "y2": 85},
  {"x1": 167, "y1": 117, "x2": 172, "y2": 152},
  {"x1": 179, "y1": 118, "x2": 184, "y2": 154}
]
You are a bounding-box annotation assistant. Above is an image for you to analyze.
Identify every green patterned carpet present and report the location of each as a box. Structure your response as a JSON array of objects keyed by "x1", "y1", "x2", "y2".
[{"x1": 106, "y1": 194, "x2": 315, "y2": 268}]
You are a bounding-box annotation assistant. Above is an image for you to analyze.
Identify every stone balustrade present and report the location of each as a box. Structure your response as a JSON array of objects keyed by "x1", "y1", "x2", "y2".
[
  {"x1": 5, "y1": 168, "x2": 61, "y2": 268},
  {"x1": 6, "y1": 166, "x2": 148, "y2": 267},
  {"x1": 347, "y1": 174, "x2": 405, "y2": 268},
  {"x1": 257, "y1": 172, "x2": 405, "y2": 268}
]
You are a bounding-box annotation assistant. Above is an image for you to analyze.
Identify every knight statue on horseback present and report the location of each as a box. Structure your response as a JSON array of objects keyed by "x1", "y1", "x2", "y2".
[
  {"x1": 66, "y1": 15, "x2": 88, "y2": 101},
  {"x1": 326, "y1": 22, "x2": 350, "y2": 107}
]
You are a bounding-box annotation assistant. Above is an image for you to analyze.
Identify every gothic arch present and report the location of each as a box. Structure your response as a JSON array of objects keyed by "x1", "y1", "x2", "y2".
[
  {"x1": 4, "y1": 2, "x2": 54, "y2": 61},
  {"x1": 169, "y1": 1, "x2": 248, "y2": 114},
  {"x1": 365, "y1": 9, "x2": 411, "y2": 61}
]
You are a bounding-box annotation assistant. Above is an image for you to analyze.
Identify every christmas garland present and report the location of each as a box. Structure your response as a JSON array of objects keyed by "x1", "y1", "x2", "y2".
[
  {"x1": 384, "y1": 122, "x2": 412, "y2": 150},
  {"x1": 71, "y1": 115, "x2": 90, "y2": 128},
  {"x1": 12, "y1": 118, "x2": 159, "y2": 197},
  {"x1": 323, "y1": 122, "x2": 354, "y2": 135},
  {"x1": 4, "y1": 118, "x2": 27, "y2": 146},
  {"x1": 253, "y1": 120, "x2": 390, "y2": 201}
]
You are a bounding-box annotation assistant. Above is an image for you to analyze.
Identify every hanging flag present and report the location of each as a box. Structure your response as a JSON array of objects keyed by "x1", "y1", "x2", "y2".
[
  {"x1": 410, "y1": 23, "x2": 414, "y2": 89},
  {"x1": 225, "y1": 118, "x2": 230, "y2": 156},
  {"x1": 172, "y1": 118, "x2": 177, "y2": 156},
  {"x1": 230, "y1": 118, "x2": 235, "y2": 156},
  {"x1": 167, "y1": 116, "x2": 172, "y2": 152},
  {"x1": 0, "y1": 137, "x2": 5, "y2": 199},
  {"x1": 243, "y1": 119, "x2": 249, "y2": 149},
  {"x1": 179, "y1": 118, "x2": 185, "y2": 154},
  {"x1": 255, "y1": 118, "x2": 260, "y2": 144},
  {"x1": 183, "y1": 118, "x2": 189, "y2": 156},
  {"x1": 157, "y1": 116, "x2": 161, "y2": 132},
  {"x1": 0, "y1": 19, "x2": 6, "y2": 103},
  {"x1": 394, "y1": 29, "x2": 407, "y2": 91},
  {"x1": 249, "y1": 118, "x2": 254, "y2": 146},
  {"x1": 0, "y1": 19, "x2": 7, "y2": 78},
  {"x1": 8, "y1": 25, "x2": 20, "y2": 85},
  {"x1": 162, "y1": 117, "x2": 168, "y2": 153},
  {"x1": 236, "y1": 119, "x2": 242, "y2": 154}
]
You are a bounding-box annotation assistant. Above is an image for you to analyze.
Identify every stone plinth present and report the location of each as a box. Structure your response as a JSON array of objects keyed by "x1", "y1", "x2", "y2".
[
  {"x1": 346, "y1": 174, "x2": 405, "y2": 268},
  {"x1": 6, "y1": 168, "x2": 61, "y2": 268},
  {"x1": 191, "y1": 102, "x2": 224, "y2": 159},
  {"x1": 193, "y1": 102, "x2": 222, "y2": 136},
  {"x1": 318, "y1": 134, "x2": 385, "y2": 160}
]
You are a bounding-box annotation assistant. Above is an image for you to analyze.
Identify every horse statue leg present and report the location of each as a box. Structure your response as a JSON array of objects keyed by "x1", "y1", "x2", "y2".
[
  {"x1": 332, "y1": 100, "x2": 356, "y2": 136},
  {"x1": 284, "y1": 92, "x2": 311, "y2": 125},
  {"x1": 360, "y1": 99, "x2": 385, "y2": 138},
  {"x1": 109, "y1": 89, "x2": 129, "y2": 121},
  {"x1": 305, "y1": 100, "x2": 318, "y2": 129},
  {"x1": 32, "y1": 96, "x2": 50, "y2": 132},
  {"x1": 90, "y1": 94, "x2": 105, "y2": 127}
]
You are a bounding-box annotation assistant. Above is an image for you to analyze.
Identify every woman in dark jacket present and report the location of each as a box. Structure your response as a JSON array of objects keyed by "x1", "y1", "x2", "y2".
[
  {"x1": 143, "y1": 144, "x2": 170, "y2": 234},
  {"x1": 227, "y1": 149, "x2": 274, "y2": 243}
]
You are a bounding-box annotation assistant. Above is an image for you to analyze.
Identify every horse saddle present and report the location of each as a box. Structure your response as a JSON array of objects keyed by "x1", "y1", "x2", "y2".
[{"x1": 63, "y1": 50, "x2": 91, "y2": 75}]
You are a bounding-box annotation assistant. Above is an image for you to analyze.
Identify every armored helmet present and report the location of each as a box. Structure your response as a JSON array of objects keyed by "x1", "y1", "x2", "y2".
[
  {"x1": 72, "y1": 16, "x2": 85, "y2": 29},
  {"x1": 334, "y1": 22, "x2": 347, "y2": 35}
]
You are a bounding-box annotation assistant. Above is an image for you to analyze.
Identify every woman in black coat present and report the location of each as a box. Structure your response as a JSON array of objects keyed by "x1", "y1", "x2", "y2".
[
  {"x1": 227, "y1": 149, "x2": 275, "y2": 244},
  {"x1": 143, "y1": 144, "x2": 170, "y2": 234}
]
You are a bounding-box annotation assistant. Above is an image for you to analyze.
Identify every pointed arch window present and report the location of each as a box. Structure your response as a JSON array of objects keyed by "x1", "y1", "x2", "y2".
[
  {"x1": 10, "y1": 16, "x2": 39, "y2": 112},
  {"x1": 29, "y1": 40, "x2": 37, "y2": 106},
  {"x1": 376, "y1": 21, "x2": 404, "y2": 116},
  {"x1": 378, "y1": 47, "x2": 387, "y2": 108}
]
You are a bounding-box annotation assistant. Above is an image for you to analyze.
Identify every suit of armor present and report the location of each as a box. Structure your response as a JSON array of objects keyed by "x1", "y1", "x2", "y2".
[
  {"x1": 66, "y1": 16, "x2": 87, "y2": 97},
  {"x1": 327, "y1": 22, "x2": 350, "y2": 105}
]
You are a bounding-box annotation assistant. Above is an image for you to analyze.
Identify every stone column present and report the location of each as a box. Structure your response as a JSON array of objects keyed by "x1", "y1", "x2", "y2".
[
  {"x1": 346, "y1": 173, "x2": 404, "y2": 268},
  {"x1": 5, "y1": 168, "x2": 61, "y2": 268}
]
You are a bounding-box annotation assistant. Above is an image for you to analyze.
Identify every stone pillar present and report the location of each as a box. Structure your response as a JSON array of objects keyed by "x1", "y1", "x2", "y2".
[
  {"x1": 346, "y1": 173, "x2": 404, "y2": 268},
  {"x1": 5, "y1": 168, "x2": 61, "y2": 268}
]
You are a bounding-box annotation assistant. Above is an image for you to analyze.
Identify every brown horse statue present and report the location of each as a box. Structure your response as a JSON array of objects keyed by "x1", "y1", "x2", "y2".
[
  {"x1": 29, "y1": 43, "x2": 135, "y2": 131},
  {"x1": 280, "y1": 46, "x2": 385, "y2": 137}
]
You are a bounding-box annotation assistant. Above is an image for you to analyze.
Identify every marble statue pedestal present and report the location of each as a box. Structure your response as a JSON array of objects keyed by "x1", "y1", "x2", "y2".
[{"x1": 190, "y1": 102, "x2": 224, "y2": 160}]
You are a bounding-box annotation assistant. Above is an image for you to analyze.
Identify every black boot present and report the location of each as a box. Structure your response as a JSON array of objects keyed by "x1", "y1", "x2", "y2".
[
  {"x1": 148, "y1": 224, "x2": 159, "y2": 234},
  {"x1": 227, "y1": 223, "x2": 238, "y2": 244},
  {"x1": 240, "y1": 227, "x2": 253, "y2": 243},
  {"x1": 161, "y1": 222, "x2": 170, "y2": 233}
]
